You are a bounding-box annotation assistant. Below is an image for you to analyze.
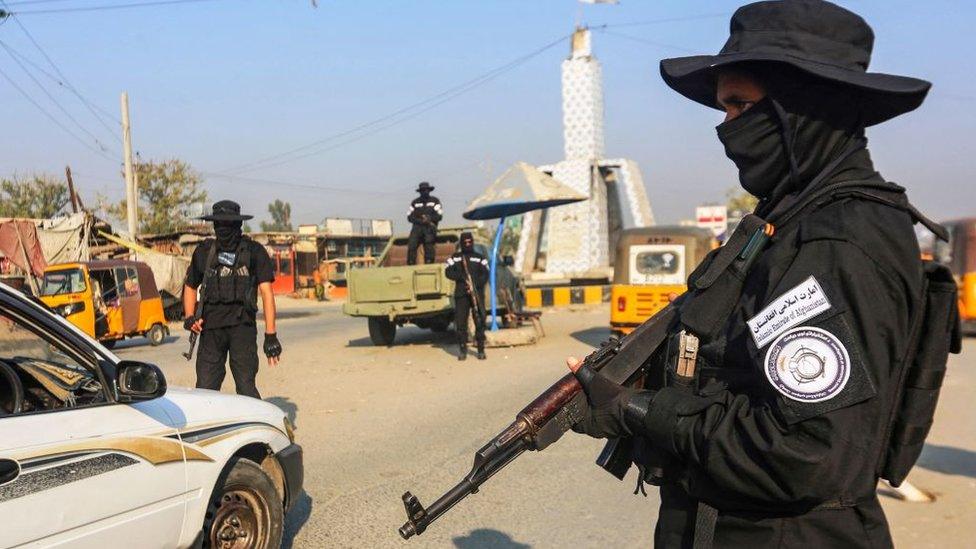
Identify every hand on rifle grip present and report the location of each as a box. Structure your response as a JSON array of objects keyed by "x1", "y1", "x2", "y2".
[{"x1": 567, "y1": 356, "x2": 636, "y2": 439}]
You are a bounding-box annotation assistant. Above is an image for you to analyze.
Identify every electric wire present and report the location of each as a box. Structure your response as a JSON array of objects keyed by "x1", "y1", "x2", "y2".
[
  {"x1": 0, "y1": 6, "x2": 122, "y2": 141},
  {"x1": 0, "y1": 64, "x2": 116, "y2": 160},
  {"x1": 219, "y1": 32, "x2": 570, "y2": 176},
  {"x1": 8, "y1": 0, "x2": 221, "y2": 15},
  {"x1": 594, "y1": 28, "x2": 699, "y2": 54},
  {"x1": 0, "y1": 41, "x2": 114, "y2": 152}
]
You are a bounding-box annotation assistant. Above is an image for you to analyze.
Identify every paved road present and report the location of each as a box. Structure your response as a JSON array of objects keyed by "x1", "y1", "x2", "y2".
[{"x1": 116, "y1": 301, "x2": 976, "y2": 549}]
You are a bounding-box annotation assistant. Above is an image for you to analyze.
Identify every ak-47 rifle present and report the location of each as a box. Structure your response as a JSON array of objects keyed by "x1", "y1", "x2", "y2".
[
  {"x1": 459, "y1": 254, "x2": 486, "y2": 334},
  {"x1": 398, "y1": 299, "x2": 679, "y2": 539},
  {"x1": 397, "y1": 215, "x2": 775, "y2": 540}
]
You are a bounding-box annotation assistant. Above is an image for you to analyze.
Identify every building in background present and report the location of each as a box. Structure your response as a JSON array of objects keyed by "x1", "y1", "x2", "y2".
[{"x1": 515, "y1": 27, "x2": 655, "y2": 284}]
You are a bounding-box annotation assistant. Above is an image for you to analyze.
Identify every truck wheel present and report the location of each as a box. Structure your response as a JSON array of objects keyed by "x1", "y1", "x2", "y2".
[
  {"x1": 368, "y1": 317, "x2": 396, "y2": 346},
  {"x1": 147, "y1": 323, "x2": 166, "y2": 346},
  {"x1": 203, "y1": 457, "x2": 283, "y2": 549}
]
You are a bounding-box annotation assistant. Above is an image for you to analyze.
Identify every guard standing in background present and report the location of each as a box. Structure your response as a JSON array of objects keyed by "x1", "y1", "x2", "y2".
[
  {"x1": 566, "y1": 2, "x2": 958, "y2": 548},
  {"x1": 406, "y1": 181, "x2": 442, "y2": 265},
  {"x1": 183, "y1": 200, "x2": 283, "y2": 399},
  {"x1": 445, "y1": 232, "x2": 488, "y2": 361}
]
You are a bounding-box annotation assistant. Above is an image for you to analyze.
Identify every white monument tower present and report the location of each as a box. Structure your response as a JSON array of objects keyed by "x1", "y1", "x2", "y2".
[{"x1": 515, "y1": 27, "x2": 654, "y2": 281}]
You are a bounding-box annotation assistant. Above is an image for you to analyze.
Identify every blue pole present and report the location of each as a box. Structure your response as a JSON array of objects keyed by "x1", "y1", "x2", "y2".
[{"x1": 489, "y1": 216, "x2": 505, "y2": 331}]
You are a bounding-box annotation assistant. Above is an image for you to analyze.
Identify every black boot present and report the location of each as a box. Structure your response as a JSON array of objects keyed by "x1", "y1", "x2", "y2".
[
  {"x1": 476, "y1": 342, "x2": 486, "y2": 360},
  {"x1": 458, "y1": 344, "x2": 468, "y2": 361}
]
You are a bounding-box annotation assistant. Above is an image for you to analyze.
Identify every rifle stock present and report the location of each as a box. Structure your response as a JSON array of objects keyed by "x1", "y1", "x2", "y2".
[{"x1": 398, "y1": 300, "x2": 680, "y2": 540}]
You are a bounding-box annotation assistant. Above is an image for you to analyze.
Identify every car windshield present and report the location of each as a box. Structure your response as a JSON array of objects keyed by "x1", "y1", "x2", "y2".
[
  {"x1": 635, "y1": 251, "x2": 680, "y2": 275},
  {"x1": 40, "y1": 269, "x2": 87, "y2": 296}
]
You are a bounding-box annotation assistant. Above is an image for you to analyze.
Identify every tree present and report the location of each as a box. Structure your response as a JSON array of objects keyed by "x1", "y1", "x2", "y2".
[
  {"x1": 260, "y1": 199, "x2": 293, "y2": 232},
  {"x1": 105, "y1": 159, "x2": 207, "y2": 235},
  {"x1": 0, "y1": 174, "x2": 70, "y2": 219},
  {"x1": 726, "y1": 187, "x2": 759, "y2": 214}
]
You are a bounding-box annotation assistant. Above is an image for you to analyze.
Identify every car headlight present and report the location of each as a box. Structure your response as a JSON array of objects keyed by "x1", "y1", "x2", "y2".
[
  {"x1": 59, "y1": 302, "x2": 86, "y2": 317},
  {"x1": 283, "y1": 416, "x2": 296, "y2": 443}
]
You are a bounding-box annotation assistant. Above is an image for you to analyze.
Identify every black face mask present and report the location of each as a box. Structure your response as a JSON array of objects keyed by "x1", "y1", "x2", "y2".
[
  {"x1": 461, "y1": 239, "x2": 474, "y2": 254},
  {"x1": 214, "y1": 221, "x2": 243, "y2": 251},
  {"x1": 716, "y1": 97, "x2": 789, "y2": 200},
  {"x1": 716, "y1": 74, "x2": 878, "y2": 212}
]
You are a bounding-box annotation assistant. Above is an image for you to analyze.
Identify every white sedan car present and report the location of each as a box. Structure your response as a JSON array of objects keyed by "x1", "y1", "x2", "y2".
[{"x1": 0, "y1": 284, "x2": 303, "y2": 548}]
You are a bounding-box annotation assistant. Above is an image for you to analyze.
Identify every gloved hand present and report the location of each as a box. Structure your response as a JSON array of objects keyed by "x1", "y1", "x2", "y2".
[
  {"x1": 568, "y1": 357, "x2": 653, "y2": 439},
  {"x1": 264, "y1": 333, "x2": 282, "y2": 359}
]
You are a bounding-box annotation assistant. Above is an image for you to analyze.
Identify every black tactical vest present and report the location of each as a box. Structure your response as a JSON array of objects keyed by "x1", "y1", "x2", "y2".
[{"x1": 202, "y1": 239, "x2": 258, "y2": 312}]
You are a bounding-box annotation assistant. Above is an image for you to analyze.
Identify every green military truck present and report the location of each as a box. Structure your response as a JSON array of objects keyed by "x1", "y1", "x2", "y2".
[{"x1": 342, "y1": 227, "x2": 523, "y2": 346}]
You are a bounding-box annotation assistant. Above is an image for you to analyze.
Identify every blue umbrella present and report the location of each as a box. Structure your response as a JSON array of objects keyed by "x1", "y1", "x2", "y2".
[{"x1": 462, "y1": 162, "x2": 586, "y2": 330}]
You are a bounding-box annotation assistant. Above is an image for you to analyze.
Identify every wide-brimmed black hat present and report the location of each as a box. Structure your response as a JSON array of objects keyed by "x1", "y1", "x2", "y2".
[
  {"x1": 416, "y1": 181, "x2": 435, "y2": 193},
  {"x1": 198, "y1": 200, "x2": 253, "y2": 222},
  {"x1": 660, "y1": 0, "x2": 931, "y2": 126}
]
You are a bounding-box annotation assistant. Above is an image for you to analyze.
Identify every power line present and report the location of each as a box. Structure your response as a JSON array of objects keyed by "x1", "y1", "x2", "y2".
[
  {"x1": 0, "y1": 40, "x2": 112, "y2": 152},
  {"x1": 0, "y1": 7, "x2": 122, "y2": 141},
  {"x1": 594, "y1": 12, "x2": 728, "y2": 29},
  {"x1": 221, "y1": 33, "x2": 571, "y2": 175},
  {"x1": 8, "y1": 0, "x2": 221, "y2": 15},
  {"x1": 594, "y1": 28, "x2": 700, "y2": 54},
  {"x1": 0, "y1": 64, "x2": 116, "y2": 160}
]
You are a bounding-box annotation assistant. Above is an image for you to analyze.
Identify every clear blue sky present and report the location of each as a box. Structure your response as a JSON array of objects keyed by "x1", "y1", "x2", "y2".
[{"x1": 1, "y1": 0, "x2": 972, "y2": 230}]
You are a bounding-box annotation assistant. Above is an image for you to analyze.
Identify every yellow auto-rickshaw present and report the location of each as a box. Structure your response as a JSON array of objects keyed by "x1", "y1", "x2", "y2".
[
  {"x1": 610, "y1": 226, "x2": 716, "y2": 335},
  {"x1": 39, "y1": 260, "x2": 169, "y2": 348},
  {"x1": 932, "y1": 218, "x2": 976, "y2": 335}
]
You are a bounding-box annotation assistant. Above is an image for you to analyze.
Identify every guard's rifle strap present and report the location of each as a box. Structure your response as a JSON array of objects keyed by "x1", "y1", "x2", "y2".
[
  {"x1": 183, "y1": 241, "x2": 217, "y2": 361},
  {"x1": 460, "y1": 255, "x2": 485, "y2": 331}
]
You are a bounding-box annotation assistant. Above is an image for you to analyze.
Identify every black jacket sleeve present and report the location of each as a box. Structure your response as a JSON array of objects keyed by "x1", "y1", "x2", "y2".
[
  {"x1": 428, "y1": 196, "x2": 443, "y2": 224},
  {"x1": 637, "y1": 234, "x2": 917, "y2": 508},
  {"x1": 445, "y1": 253, "x2": 462, "y2": 281}
]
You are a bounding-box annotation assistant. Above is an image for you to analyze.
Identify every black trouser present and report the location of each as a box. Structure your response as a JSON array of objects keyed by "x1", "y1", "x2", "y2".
[
  {"x1": 454, "y1": 294, "x2": 485, "y2": 347},
  {"x1": 407, "y1": 224, "x2": 437, "y2": 265},
  {"x1": 195, "y1": 323, "x2": 261, "y2": 399}
]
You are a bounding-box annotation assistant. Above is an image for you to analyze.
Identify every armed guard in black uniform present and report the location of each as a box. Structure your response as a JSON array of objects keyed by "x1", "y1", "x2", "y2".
[
  {"x1": 407, "y1": 181, "x2": 442, "y2": 265},
  {"x1": 183, "y1": 200, "x2": 282, "y2": 399},
  {"x1": 566, "y1": 2, "x2": 960, "y2": 548},
  {"x1": 445, "y1": 232, "x2": 488, "y2": 361}
]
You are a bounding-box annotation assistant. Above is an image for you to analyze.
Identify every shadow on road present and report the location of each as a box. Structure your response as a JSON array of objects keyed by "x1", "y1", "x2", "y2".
[
  {"x1": 916, "y1": 443, "x2": 976, "y2": 478},
  {"x1": 267, "y1": 396, "x2": 299, "y2": 426},
  {"x1": 452, "y1": 529, "x2": 531, "y2": 549},
  {"x1": 347, "y1": 325, "x2": 458, "y2": 357},
  {"x1": 570, "y1": 326, "x2": 611, "y2": 348},
  {"x1": 111, "y1": 334, "x2": 181, "y2": 351},
  {"x1": 282, "y1": 491, "x2": 313, "y2": 549}
]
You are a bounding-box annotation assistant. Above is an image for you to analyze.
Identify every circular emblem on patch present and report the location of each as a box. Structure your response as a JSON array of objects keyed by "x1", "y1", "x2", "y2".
[{"x1": 764, "y1": 326, "x2": 850, "y2": 402}]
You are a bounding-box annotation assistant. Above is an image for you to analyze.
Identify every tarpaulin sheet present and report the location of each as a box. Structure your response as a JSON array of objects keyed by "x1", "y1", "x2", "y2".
[
  {"x1": 36, "y1": 213, "x2": 90, "y2": 264},
  {"x1": 135, "y1": 250, "x2": 190, "y2": 299},
  {"x1": 0, "y1": 221, "x2": 47, "y2": 277}
]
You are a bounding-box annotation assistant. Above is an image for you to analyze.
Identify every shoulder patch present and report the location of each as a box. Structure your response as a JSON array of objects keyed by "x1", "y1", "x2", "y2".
[
  {"x1": 764, "y1": 326, "x2": 850, "y2": 403},
  {"x1": 747, "y1": 276, "x2": 832, "y2": 349}
]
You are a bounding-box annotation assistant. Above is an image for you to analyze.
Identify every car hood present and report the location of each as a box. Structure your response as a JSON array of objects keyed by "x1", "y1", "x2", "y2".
[{"x1": 144, "y1": 387, "x2": 287, "y2": 433}]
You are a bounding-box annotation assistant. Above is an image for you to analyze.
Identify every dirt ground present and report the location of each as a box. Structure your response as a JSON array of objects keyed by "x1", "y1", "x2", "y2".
[{"x1": 115, "y1": 298, "x2": 976, "y2": 548}]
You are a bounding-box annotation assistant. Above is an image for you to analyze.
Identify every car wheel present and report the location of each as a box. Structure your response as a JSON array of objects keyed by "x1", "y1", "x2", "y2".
[
  {"x1": 367, "y1": 317, "x2": 396, "y2": 346},
  {"x1": 204, "y1": 458, "x2": 283, "y2": 549},
  {"x1": 148, "y1": 323, "x2": 166, "y2": 346}
]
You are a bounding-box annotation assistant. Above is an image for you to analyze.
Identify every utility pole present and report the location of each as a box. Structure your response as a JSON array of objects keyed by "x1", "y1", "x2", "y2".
[
  {"x1": 120, "y1": 91, "x2": 138, "y2": 237},
  {"x1": 64, "y1": 166, "x2": 79, "y2": 213}
]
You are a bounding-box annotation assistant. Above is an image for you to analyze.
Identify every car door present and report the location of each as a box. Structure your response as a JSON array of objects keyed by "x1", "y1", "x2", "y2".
[{"x1": 0, "y1": 294, "x2": 187, "y2": 549}]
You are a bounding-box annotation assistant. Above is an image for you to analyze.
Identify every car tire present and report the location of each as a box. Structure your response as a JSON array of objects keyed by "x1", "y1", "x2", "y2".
[
  {"x1": 203, "y1": 457, "x2": 284, "y2": 549},
  {"x1": 148, "y1": 323, "x2": 166, "y2": 346},
  {"x1": 101, "y1": 339, "x2": 117, "y2": 350},
  {"x1": 367, "y1": 317, "x2": 396, "y2": 346}
]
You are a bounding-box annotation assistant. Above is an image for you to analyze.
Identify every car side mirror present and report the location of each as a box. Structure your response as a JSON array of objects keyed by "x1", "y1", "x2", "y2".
[
  {"x1": 502, "y1": 255, "x2": 515, "y2": 267},
  {"x1": 116, "y1": 360, "x2": 167, "y2": 402}
]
